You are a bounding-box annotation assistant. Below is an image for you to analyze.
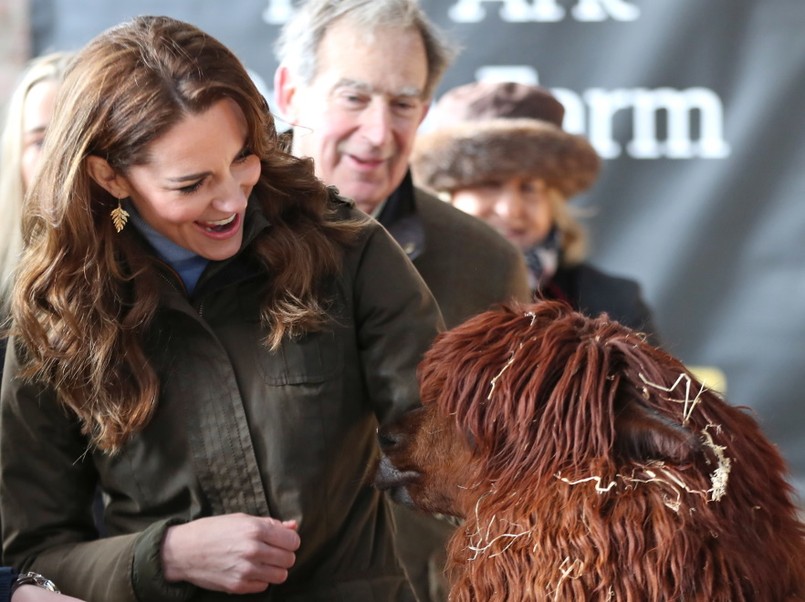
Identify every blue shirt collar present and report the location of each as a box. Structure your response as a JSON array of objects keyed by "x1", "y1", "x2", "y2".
[{"x1": 126, "y1": 200, "x2": 209, "y2": 295}]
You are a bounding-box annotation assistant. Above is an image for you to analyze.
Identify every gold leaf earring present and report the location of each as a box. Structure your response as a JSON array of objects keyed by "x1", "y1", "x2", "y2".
[{"x1": 111, "y1": 197, "x2": 129, "y2": 233}]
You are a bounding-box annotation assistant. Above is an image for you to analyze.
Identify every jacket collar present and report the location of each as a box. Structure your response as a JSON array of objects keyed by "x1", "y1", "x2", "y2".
[{"x1": 376, "y1": 170, "x2": 426, "y2": 261}]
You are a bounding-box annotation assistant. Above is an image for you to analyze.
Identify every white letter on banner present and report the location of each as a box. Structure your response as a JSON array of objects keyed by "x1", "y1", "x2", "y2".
[
  {"x1": 475, "y1": 65, "x2": 540, "y2": 85},
  {"x1": 572, "y1": 0, "x2": 640, "y2": 22},
  {"x1": 449, "y1": 0, "x2": 561, "y2": 23},
  {"x1": 526, "y1": 0, "x2": 565, "y2": 21},
  {"x1": 628, "y1": 88, "x2": 731, "y2": 159},
  {"x1": 584, "y1": 88, "x2": 632, "y2": 159},
  {"x1": 263, "y1": 0, "x2": 294, "y2": 24}
]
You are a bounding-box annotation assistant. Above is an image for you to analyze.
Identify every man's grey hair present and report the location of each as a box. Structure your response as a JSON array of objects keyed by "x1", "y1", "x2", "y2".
[{"x1": 275, "y1": 0, "x2": 458, "y2": 99}]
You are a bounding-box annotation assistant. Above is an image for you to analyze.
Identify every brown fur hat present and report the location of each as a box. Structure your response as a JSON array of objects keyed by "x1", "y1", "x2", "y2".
[{"x1": 413, "y1": 82, "x2": 601, "y2": 198}]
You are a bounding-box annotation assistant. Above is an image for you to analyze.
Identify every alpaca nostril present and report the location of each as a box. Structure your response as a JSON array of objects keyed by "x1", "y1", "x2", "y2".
[
  {"x1": 378, "y1": 407, "x2": 422, "y2": 451},
  {"x1": 377, "y1": 427, "x2": 403, "y2": 451}
]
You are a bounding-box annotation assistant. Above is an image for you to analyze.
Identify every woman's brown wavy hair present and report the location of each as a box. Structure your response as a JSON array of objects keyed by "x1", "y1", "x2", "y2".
[{"x1": 12, "y1": 16, "x2": 362, "y2": 452}]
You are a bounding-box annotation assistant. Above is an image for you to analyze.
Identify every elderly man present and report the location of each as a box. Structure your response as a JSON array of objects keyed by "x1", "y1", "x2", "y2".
[
  {"x1": 274, "y1": 2, "x2": 530, "y2": 600},
  {"x1": 274, "y1": 0, "x2": 529, "y2": 331}
]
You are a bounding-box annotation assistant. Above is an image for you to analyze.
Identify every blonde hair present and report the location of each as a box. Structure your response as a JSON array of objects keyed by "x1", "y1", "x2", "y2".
[
  {"x1": 13, "y1": 17, "x2": 360, "y2": 452},
  {"x1": 547, "y1": 187, "x2": 588, "y2": 267},
  {"x1": 0, "y1": 51, "x2": 72, "y2": 311}
]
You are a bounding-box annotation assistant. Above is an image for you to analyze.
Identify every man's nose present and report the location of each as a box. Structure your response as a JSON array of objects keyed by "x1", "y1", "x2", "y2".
[{"x1": 358, "y1": 100, "x2": 392, "y2": 147}]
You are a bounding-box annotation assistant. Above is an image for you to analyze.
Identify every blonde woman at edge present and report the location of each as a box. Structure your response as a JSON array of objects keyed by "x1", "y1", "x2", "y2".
[
  {"x1": 0, "y1": 53, "x2": 87, "y2": 602},
  {"x1": 0, "y1": 52, "x2": 72, "y2": 370}
]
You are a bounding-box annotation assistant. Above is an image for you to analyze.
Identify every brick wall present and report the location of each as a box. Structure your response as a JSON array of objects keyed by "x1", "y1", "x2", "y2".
[{"x1": 0, "y1": 0, "x2": 31, "y2": 113}]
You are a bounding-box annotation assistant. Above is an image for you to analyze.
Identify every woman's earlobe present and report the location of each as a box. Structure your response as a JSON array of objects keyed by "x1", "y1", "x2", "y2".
[{"x1": 86, "y1": 155, "x2": 128, "y2": 198}]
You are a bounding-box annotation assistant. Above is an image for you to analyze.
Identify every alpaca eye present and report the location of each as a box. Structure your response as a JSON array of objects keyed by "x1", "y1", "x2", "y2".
[
  {"x1": 464, "y1": 426, "x2": 479, "y2": 452},
  {"x1": 614, "y1": 399, "x2": 698, "y2": 464}
]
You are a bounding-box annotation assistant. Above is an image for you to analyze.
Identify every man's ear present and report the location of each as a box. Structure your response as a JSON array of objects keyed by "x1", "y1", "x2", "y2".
[
  {"x1": 274, "y1": 64, "x2": 300, "y2": 124},
  {"x1": 418, "y1": 99, "x2": 431, "y2": 126},
  {"x1": 86, "y1": 155, "x2": 130, "y2": 199}
]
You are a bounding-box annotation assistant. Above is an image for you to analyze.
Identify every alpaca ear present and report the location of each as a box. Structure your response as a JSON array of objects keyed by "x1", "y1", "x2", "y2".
[{"x1": 613, "y1": 398, "x2": 700, "y2": 464}]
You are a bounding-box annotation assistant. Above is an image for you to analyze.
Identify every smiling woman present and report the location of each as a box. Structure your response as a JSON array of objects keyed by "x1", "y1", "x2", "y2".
[
  {"x1": 0, "y1": 15, "x2": 442, "y2": 602},
  {"x1": 86, "y1": 98, "x2": 261, "y2": 264}
]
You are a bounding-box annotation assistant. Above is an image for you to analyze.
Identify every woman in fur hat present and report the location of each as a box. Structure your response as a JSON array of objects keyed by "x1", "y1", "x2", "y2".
[{"x1": 412, "y1": 81, "x2": 660, "y2": 343}]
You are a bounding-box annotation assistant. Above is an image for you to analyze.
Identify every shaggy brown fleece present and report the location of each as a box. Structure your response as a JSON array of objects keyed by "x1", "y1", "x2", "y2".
[{"x1": 376, "y1": 301, "x2": 805, "y2": 601}]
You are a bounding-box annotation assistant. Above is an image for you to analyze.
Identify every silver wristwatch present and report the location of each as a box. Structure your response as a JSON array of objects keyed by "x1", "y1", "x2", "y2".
[{"x1": 10, "y1": 572, "x2": 60, "y2": 594}]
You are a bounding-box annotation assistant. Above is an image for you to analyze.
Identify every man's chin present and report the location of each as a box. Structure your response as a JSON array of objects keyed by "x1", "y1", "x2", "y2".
[
  {"x1": 354, "y1": 199, "x2": 382, "y2": 216},
  {"x1": 333, "y1": 181, "x2": 391, "y2": 216},
  {"x1": 343, "y1": 192, "x2": 384, "y2": 216}
]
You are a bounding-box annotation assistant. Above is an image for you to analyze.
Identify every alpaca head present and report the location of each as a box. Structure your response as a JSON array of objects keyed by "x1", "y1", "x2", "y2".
[
  {"x1": 376, "y1": 300, "x2": 708, "y2": 518},
  {"x1": 375, "y1": 301, "x2": 805, "y2": 600}
]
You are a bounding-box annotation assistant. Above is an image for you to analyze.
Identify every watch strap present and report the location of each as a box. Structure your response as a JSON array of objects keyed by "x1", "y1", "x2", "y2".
[{"x1": 0, "y1": 567, "x2": 18, "y2": 602}]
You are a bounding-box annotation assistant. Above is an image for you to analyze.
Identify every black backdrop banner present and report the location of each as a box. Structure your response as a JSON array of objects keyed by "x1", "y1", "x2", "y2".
[{"x1": 32, "y1": 0, "x2": 805, "y2": 507}]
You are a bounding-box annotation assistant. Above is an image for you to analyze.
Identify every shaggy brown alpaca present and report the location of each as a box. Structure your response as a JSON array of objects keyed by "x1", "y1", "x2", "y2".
[{"x1": 376, "y1": 301, "x2": 805, "y2": 601}]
